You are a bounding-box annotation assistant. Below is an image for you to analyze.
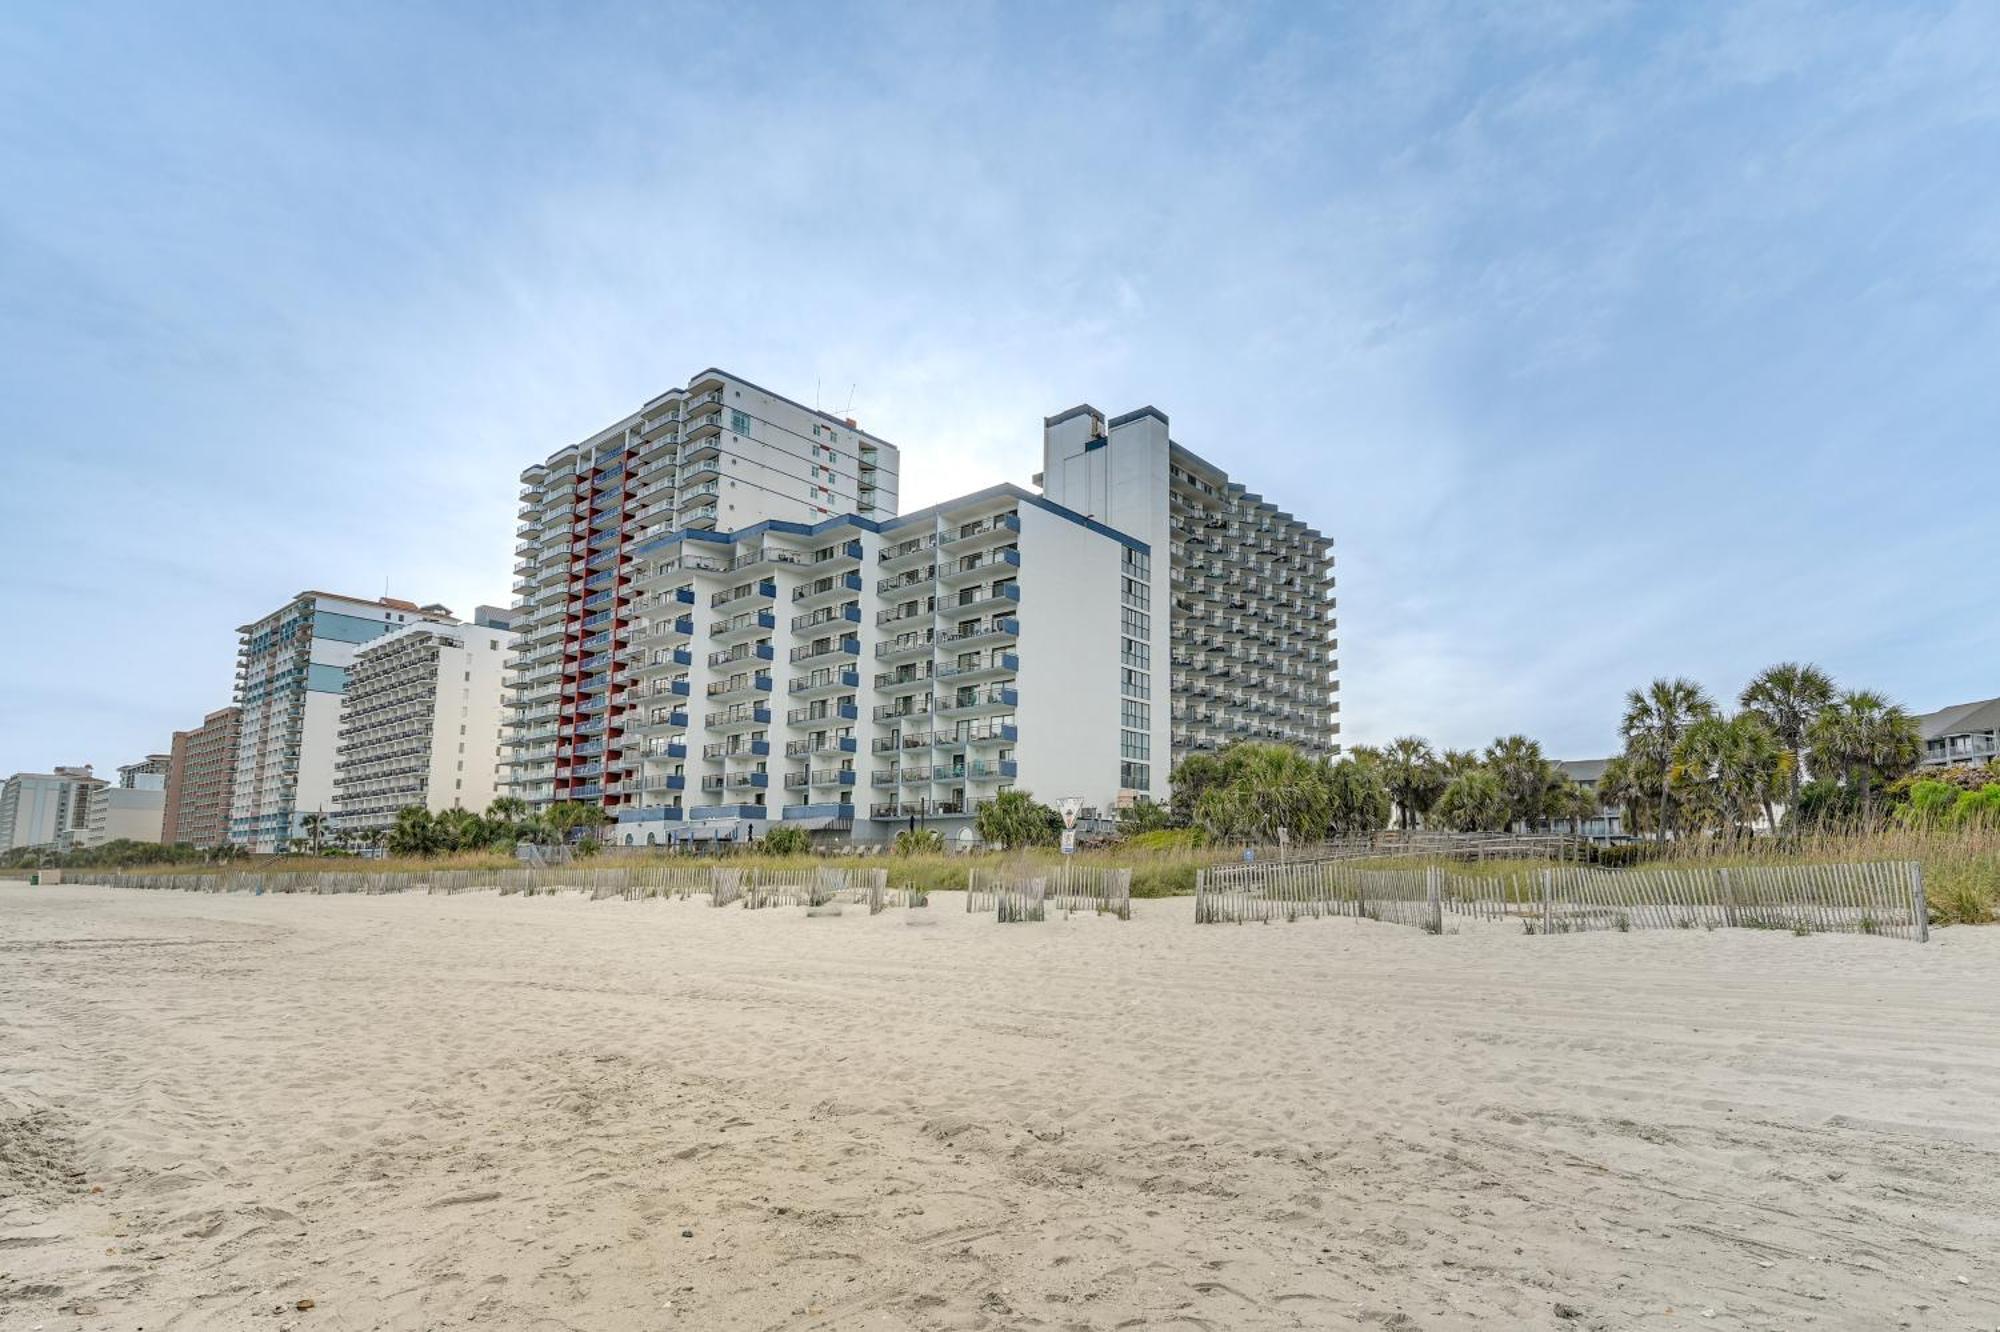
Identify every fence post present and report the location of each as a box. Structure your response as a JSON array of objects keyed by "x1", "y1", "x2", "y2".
[
  {"x1": 1425, "y1": 864, "x2": 1442, "y2": 934},
  {"x1": 1540, "y1": 868, "x2": 1554, "y2": 934},
  {"x1": 1719, "y1": 867, "x2": 1736, "y2": 928},
  {"x1": 1908, "y1": 861, "x2": 1929, "y2": 943}
]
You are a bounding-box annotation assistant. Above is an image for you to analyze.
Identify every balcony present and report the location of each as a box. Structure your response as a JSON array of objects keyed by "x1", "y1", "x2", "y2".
[
  {"x1": 708, "y1": 642, "x2": 774, "y2": 669},
  {"x1": 709, "y1": 610, "x2": 776, "y2": 643},
  {"x1": 945, "y1": 583, "x2": 1021, "y2": 617},
  {"x1": 810, "y1": 539, "x2": 865, "y2": 570},
  {"x1": 941, "y1": 513, "x2": 1020, "y2": 548},
  {"x1": 939, "y1": 547, "x2": 1020, "y2": 587},
  {"x1": 876, "y1": 566, "x2": 935, "y2": 597},
  {"x1": 939, "y1": 618, "x2": 1018, "y2": 648},
  {"x1": 964, "y1": 721, "x2": 1018, "y2": 746},
  {"x1": 785, "y1": 737, "x2": 857, "y2": 758},
  {"x1": 873, "y1": 632, "x2": 935, "y2": 661},
  {"x1": 936, "y1": 652, "x2": 1017, "y2": 683},
  {"x1": 793, "y1": 572, "x2": 863, "y2": 608},
  {"x1": 873, "y1": 700, "x2": 931, "y2": 723},
  {"x1": 967, "y1": 759, "x2": 1018, "y2": 781},
  {"x1": 788, "y1": 669, "x2": 859, "y2": 698},
  {"x1": 876, "y1": 605, "x2": 934, "y2": 629},
  {"x1": 877, "y1": 534, "x2": 937, "y2": 572},
  {"x1": 705, "y1": 674, "x2": 773, "y2": 702},
  {"x1": 711, "y1": 579, "x2": 777, "y2": 610},
  {"x1": 874, "y1": 667, "x2": 934, "y2": 693},
  {"x1": 790, "y1": 637, "x2": 860, "y2": 665},
  {"x1": 691, "y1": 803, "x2": 767, "y2": 821},
  {"x1": 705, "y1": 704, "x2": 771, "y2": 733},
  {"x1": 791, "y1": 604, "x2": 861, "y2": 634},
  {"x1": 787, "y1": 702, "x2": 858, "y2": 727}
]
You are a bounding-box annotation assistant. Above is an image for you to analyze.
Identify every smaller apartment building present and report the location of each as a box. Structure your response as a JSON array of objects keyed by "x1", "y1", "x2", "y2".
[
  {"x1": 513, "y1": 484, "x2": 1166, "y2": 847},
  {"x1": 332, "y1": 617, "x2": 513, "y2": 834}
]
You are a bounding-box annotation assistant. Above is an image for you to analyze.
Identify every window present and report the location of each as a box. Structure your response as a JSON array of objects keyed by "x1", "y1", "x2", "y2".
[
  {"x1": 1121, "y1": 671, "x2": 1150, "y2": 701},
  {"x1": 730, "y1": 409, "x2": 751, "y2": 434},
  {"x1": 1121, "y1": 761, "x2": 1151, "y2": 791},
  {"x1": 1121, "y1": 637, "x2": 1150, "y2": 669},
  {"x1": 1121, "y1": 699, "x2": 1150, "y2": 729}
]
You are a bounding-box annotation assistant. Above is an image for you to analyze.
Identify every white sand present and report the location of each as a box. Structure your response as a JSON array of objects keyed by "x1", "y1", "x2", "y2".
[{"x1": 2, "y1": 884, "x2": 1998, "y2": 1331}]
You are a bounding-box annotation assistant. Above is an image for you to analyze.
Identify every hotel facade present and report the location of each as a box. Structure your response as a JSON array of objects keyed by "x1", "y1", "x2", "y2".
[
  {"x1": 599, "y1": 484, "x2": 1163, "y2": 846},
  {"x1": 229, "y1": 592, "x2": 454, "y2": 852},
  {"x1": 164, "y1": 706, "x2": 241, "y2": 847},
  {"x1": 1039, "y1": 405, "x2": 1339, "y2": 762},
  {"x1": 505, "y1": 369, "x2": 902, "y2": 818},
  {"x1": 332, "y1": 613, "x2": 514, "y2": 835},
  {"x1": 503, "y1": 372, "x2": 1331, "y2": 845}
]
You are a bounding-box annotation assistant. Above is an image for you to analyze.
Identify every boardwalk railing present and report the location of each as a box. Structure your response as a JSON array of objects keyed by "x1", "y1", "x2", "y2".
[
  {"x1": 967, "y1": 864, "x2": 1132, "y2": 921},
  {"x1": 1197, "y1": 860, "x2": 1930, "y2": 942}
]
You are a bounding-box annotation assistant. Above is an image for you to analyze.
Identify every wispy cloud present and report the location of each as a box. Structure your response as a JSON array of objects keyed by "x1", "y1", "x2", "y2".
[{"x1": 1, "y1": 0, "x2": 1995, "y2": 774}]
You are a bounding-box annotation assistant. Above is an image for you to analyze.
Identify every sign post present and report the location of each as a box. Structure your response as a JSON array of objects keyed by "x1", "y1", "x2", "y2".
[{"x1": 1057, "y1": 797, "x2": 1082, "y2": 856}]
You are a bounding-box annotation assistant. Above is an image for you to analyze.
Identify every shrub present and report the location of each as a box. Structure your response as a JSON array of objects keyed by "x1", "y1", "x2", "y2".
[{"x1": 761, "y1": 826, "x2": 811, "y2": 856}]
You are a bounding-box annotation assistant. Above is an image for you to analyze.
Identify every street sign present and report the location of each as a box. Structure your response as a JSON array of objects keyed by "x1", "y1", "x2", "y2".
[
  {"x1": 1060, "y1": 828, "x2": 1076, "y2": 855},
  {"x1": 1056, "y1": 796, "x2": 1083, "y2": 830},
  {"x1": 1242, "y1": 847, "x2": 1255, "y2": 864}
]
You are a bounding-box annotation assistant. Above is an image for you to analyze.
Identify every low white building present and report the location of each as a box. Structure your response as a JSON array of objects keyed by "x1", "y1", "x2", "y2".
[
  {"x1": 332, "y1": 613, "x2": 514, "y2": 835},
  {"x1": 81, "y1": 786, "x2": 167, "y2": 848},
  {"x1": 535, "y1": 483, "x2": 1165, "y2": 848}
]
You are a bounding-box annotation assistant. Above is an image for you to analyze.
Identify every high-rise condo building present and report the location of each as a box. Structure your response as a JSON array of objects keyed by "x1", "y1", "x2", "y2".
[
  {"x1": 1038, "y1": 406, "x2": 1339, "y2": 762},
  {"x1": 0, "y1": 766, "x2": 104, "y2": 853},
  {"x1": 230, "y1": 592, "x2": 454, "y2": 852},
  {"x1": 164, "y1": 707, "x2": 241, "y2": 847},
  {"x1": 332, "y1": 613, "x2": 514, "y2": 835},
  {"x1": 506, "y1": 370, "x2": 902, "y2": 814},
  {"x1": 600, "y1": 483, "x2": 1165, "y2": 847}
]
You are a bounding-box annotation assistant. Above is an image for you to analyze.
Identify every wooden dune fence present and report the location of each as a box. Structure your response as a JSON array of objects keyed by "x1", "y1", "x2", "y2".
[
  {"x1": 1196, "y1": 860, "x2": 1929, "y2": 942},
  {"x1": 67, "y1": 864, "x2": 913, "y2": 912},
  {"x1": 966, "y1": 865, "x2": 1133, "y2": 921}
]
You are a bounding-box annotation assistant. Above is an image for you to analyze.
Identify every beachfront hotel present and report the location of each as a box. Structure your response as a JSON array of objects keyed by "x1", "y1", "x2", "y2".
[
  {"x1": 331, "y1": 611, "x2": 514, "y2": 835},
  {"x1": 501, "y1": 371, "x2": 1334, "y2": 844},
  {"x1": 0, "y1": 765, "x2": 103, "y2": 853},
  {"x1": 229, "y1": 592, "x2": 455, "y2": 852},
  {"x1": 1038, "y1": 406, "x2": 1340, "y2": 761},
  {"x1": 504, "y1": 370, "x2": 903, "y2": 817},
  {"x1": 163, "y1": 706, "x2": 241, "y2": 847},
  {"x1": 601, "y1": 483, "x2": 1163, "y2": 846}
]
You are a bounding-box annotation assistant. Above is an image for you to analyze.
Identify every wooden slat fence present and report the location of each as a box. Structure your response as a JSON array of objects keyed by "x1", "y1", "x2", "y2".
[
  {"x1": 1195, "y1": 860, "x2": 1928, "y2": 942},
  {"x1": 967, "y1": 865, "x2": 1132, "y2": 920}
]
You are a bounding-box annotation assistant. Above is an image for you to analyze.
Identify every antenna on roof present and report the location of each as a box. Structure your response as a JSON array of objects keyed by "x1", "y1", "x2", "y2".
[
  {"x1": 815, "y1": 377, "x2": 821, "y2": 412},
  {"x1": 845, "y1": 384, "x2": 855, "y2": 414}
]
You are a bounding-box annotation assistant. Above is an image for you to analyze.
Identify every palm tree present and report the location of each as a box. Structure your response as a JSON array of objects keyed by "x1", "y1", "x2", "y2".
[
  {"x1": 486, "y1": 796, "x2": 529, "y2": 825},
  {"x1": 1552, "y1": 778, "x2": 1601, "y2": 840},
  {"x1": 974, "y1": 789, "x2": 1059, "y2": 849},
  {"x1": 1431, "y1": 769, "x2": 1509, "y2": 832},
  {"x1": 1192, "y1": 743, "x2": 1333, "y2": 843},
  {"x1": 1620, "y1": 678, "x2": 1716, "y2": 841},
  {"x1": 1592, "y1": 752, "x2": 1656, "y2": 836},
  {"x1": 1380, "y1": 736, "x2": 1442, "y2": 831},
  {"x1": 1676, "y1": 713, "x2": 1785, "y2": 839},
  {"x1": 1484, "y1": 735, "x2": 1559, "y2": 831},
  {"x1": 298, "y1": 811, "x2": 329, "y2": 857},
  {"x1": 1738, "y1": 663, "x2": 1835, "y2": 813},
  {"x1": 1807, "y1": 690, "x2": 1922, "y2": 826}
]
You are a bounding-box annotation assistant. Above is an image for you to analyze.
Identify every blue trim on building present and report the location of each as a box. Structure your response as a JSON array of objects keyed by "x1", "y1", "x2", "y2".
[{"x1": 629, "y1": 482, "x2": 1147, "y2": 562}]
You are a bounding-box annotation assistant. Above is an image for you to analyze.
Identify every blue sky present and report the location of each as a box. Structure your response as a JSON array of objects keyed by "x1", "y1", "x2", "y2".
[{"x1": 3, "y1": 0, "x2": 1996, "y2": 777}]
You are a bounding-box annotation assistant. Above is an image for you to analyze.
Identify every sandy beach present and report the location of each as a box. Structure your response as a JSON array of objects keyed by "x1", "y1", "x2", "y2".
[{"x1": 2, "y1": 884, "x2": 1997, "y2": 1331}]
